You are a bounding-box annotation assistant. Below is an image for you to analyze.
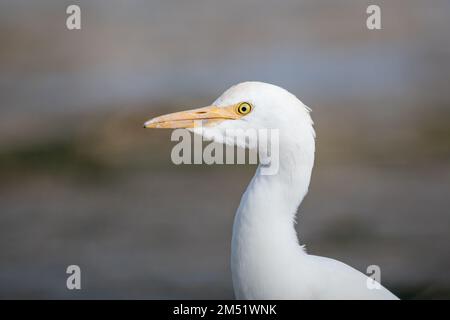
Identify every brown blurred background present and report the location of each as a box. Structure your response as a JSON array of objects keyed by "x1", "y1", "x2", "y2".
[{"x1": 0, "y1": 0, "x2": 449, "y2": 299}]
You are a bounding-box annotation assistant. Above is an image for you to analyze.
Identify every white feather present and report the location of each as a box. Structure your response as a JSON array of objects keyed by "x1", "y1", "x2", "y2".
[{"x1": 198, "y1": 81, "x2": 398, "y2": 300}]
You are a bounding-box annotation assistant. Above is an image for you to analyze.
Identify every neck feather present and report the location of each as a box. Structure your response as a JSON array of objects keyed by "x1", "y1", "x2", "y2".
[
  {"x1": 234, "y1": 137, "x2": 314, "y2": 240},
  {"x1": 231, "y1": 131, "x2": 315, "y2": 297}
]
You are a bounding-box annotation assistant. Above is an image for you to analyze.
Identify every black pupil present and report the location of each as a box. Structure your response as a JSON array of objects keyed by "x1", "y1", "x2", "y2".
[{"x1": 241, "y1": 106, "x2": 247, "y2": 112}]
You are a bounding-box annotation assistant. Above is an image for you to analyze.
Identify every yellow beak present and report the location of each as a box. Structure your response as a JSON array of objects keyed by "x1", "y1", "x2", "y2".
[{"x1": 144, "y1": 104, "x2": 239, "y2": 129}]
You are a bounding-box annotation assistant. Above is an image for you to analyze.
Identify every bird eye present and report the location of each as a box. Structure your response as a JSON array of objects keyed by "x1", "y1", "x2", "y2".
[{"x1": 235, "y1": 102, "x2": 253, "y2": 115}]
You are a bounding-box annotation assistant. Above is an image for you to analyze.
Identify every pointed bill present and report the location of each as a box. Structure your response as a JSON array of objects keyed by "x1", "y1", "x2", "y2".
[{"x1": 144, "y1": 105, "x2": 240, "y2": 129}]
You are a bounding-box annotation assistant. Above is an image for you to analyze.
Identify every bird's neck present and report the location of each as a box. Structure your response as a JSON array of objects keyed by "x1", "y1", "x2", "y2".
[
  {"x1": 233, "y1": 139, "x2": 314, "y2": 245},
  {"x1": 231, "y1": 132, "x2": 315, "y2": 297}
]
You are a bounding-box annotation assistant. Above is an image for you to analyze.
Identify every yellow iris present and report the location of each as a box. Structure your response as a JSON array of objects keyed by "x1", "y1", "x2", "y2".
[{"x1": 235, "y1": 102, "x2": 253, "y2": 115}]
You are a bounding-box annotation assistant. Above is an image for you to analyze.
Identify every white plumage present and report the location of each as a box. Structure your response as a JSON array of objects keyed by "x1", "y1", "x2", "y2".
[{"x1": 145, "y1": 81, "x2": 398, "y2": 300}]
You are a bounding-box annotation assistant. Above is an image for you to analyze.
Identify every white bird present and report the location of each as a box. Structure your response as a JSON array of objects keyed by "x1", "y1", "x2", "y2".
[{"x1": 144, "y1": 81, "x2": 398, "y2": 300}]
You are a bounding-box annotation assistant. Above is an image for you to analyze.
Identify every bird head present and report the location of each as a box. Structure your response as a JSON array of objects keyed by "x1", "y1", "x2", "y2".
[{"x1": 144, "y1": 81, "x2": 314, "y2": 153}]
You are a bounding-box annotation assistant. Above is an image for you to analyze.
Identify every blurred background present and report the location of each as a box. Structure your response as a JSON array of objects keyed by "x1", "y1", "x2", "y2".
[{"x1": 1, "y1": 0, "x2": 449, "y2": 299}]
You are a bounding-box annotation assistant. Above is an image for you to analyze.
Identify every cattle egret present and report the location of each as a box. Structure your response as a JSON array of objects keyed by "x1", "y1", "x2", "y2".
[{"x1": 144, "y1": 81, "x2": 398, "y2": 300}]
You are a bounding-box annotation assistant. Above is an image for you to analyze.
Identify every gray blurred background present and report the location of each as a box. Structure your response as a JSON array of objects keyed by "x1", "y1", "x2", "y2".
[{"x1": 1, "y1": 0, "x2": 449, "y2": 299}]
